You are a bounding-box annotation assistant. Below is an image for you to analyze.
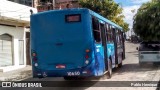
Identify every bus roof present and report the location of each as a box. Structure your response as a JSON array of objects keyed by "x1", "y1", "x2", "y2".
[
  {"x1": 88, "y1": 9, "x2": 123, "y2": 30},
  {"x1": 32, "y1": 8, "x2": 123, "y2": 31}
]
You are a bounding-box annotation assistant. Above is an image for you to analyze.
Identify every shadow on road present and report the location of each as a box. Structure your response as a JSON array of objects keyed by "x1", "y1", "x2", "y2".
[
  {"x1": 112, "y1": 63, "x2": 159, "y2": 74},
  {"x1": 156, "y1": 80, "x2": 160, "y2": 90},
  {"x1": 126, "y1": 51, "x2": 138, "y2": 54}
]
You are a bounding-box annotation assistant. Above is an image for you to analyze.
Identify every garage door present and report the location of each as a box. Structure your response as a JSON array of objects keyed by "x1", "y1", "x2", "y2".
[{"x1": 0, "y1": 34, "x2": 13, "y2": 67}]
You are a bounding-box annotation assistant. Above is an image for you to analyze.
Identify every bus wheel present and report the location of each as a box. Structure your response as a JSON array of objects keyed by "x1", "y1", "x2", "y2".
[
  {"x1": 118, "y1": 53, "x2": 123, "y2": 68},
  {"x1": 118, "y1": 62, "x2": 122, "y2": 68},
  {"x1": 107, "y1": 59, "x2": 112, "y2": 79}
]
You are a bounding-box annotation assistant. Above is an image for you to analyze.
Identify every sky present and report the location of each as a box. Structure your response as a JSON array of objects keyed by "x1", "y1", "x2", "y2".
[{"x1": 114, "y1": 0, "x2": 151, "y2": 36}]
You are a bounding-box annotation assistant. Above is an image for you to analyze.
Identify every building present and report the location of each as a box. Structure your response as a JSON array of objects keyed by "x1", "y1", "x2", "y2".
[
  {"x1": 35, "y1": 0, "x2": 55, "y2": 12},
  {"x1": 7, "y1": 0, "x2": 79, "y2": 12},
  {"x1": 55, "y1": 0, "x2": 79, "y2": 9},
  {"x1": 35, "y1": 0, "x2": 79, "y2": 12},
  {"x1": 8, "y1": 0, "x2": 33, "y2": 7},
  {"x1": 0, "y1": 0, "x2": 37, "y2": 72}
]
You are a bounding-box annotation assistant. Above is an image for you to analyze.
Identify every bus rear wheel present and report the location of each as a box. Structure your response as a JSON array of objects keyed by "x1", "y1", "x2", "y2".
[
  {"x1": 107, "y1": 59, "x2": 112, "y2": 79},
  {"x1": 118, "y1": 53, "x2": 123, "y2": 68},
  {"x1": 118, "y1": 62, "x2": 122, "y2": 68}
]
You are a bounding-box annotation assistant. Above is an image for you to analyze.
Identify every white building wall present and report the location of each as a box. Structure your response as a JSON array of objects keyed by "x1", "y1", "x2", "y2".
[
  {"x1": 0, "y1": 25, "x2": 25, "y2": 67},
  {"x1": 0, "y1": 0, "x2": 37, "y2": 21},
  {"x1": 0, "y1": 26, "x2": 24, "y2": 39},
  {"x1": 0, "y1": 0, "x2": 37, "y2": 72}
]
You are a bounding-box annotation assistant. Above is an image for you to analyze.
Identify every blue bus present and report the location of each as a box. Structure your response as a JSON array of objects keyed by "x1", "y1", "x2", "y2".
[{"x1": 30, "y1": 8, "x2": 125, "y2": 79}]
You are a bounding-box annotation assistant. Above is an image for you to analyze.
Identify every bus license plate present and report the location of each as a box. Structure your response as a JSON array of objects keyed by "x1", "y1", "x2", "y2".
[{"x1": 67, "y1": 71, "x2": 80, "y2": 76}]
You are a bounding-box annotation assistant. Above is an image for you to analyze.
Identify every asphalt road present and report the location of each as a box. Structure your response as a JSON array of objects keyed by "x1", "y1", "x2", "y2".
[{"x1": 1, "y1": 42, "x2": 160, "y2": 90}]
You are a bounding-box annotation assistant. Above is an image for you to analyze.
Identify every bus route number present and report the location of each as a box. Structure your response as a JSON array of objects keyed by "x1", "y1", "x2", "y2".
[{"x1": 67, "y1": 71, "x2": 80, "y2": 76}]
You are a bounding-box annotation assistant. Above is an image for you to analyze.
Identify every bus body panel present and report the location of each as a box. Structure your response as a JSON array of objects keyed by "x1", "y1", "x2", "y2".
[
  {"x1": 107, "y1": 43, "x2": 116, "y2": 68},
  {"x1": 31, "y1": 9, "x2": 97, "y2": 77},
  {"x1": 89, "y1": 10, "x2": 122, "y2": 31},
  {"x1": 31, "y1": 8, "x2": 124, "y2": 78},
  {"x1": 93, "y1": 43, "x2": 116, "y2": 76},
  {"x1": 94, "y1": 44, "x2": 105, "y2": 75},
  {"x1": 32, "y1": 58, "x2": 97, "y2": 77}
]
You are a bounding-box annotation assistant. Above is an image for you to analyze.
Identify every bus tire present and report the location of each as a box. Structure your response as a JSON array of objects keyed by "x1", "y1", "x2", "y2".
[
  {"x1": 118, "y1": 62, "x2": 122, "y2": 68},
  {"x1": 107, "y1": 59, "x2": 112, "y2": 79},
  {"x1": 118, "y1": 53, "x2": 123, "y2": 68}
]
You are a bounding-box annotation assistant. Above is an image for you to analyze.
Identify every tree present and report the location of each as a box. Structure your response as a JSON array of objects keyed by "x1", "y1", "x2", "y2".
[
  {"x1": 133, "y1": 0, "x2": 160, "y2": 41},
  {"x1": 79, "y1": 0, "x2": 129, "y2": 32}
]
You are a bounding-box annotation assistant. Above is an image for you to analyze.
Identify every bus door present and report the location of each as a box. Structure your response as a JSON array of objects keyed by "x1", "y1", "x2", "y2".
[
  {"x1": 112, "y1": 28, "x2": 118, "y2": 66},
  {"x1": 117, "y1": 30, "x2": 124, "y2": 62},
  {"x1": 113, "y1": 29, "x2": 123, "y2": 66},
  {"x1": 121, "y1": 32, "x2": 125, "y2": 59},
  {"x1": 99, "y1": 23, "x2": 108, "y2": 71},
  {"x1": 92, "y1": 17, "x2": 107, "y2": 72}
]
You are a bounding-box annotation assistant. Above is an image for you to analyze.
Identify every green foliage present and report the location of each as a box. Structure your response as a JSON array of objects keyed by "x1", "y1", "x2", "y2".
[
  {"x1": 79, "y1": 0, "x2": 129, "y2": 32},
  {"x1": 133, "y1": 0, "x2": 160, "y2": 41}
]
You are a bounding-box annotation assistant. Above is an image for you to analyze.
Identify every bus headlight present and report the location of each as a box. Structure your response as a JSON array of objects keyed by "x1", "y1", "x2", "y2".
[
  {"x1": 35, "y1": 63, "x2": 38, "y2": 67},
  {"x1": 85, "y1": 60, "x2": 89, "y2": 64}
]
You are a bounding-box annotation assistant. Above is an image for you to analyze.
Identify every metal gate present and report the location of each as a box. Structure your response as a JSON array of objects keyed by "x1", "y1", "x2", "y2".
[{"x1": 0, "y1": 34, "x2": 13, "y2": 67}]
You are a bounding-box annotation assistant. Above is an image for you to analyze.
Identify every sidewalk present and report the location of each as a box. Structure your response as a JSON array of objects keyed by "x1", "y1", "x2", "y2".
[{"x1": 0, "y1": 66, "x2": 32, "y2": 81}]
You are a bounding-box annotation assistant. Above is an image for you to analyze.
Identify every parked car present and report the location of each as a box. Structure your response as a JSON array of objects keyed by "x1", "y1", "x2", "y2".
[
  {"x1": 131, "y1": 35, "x2": 142, "y2": 43},
  {"x1": 137, "y1": 41, "x2": 160, "y2": 66}
]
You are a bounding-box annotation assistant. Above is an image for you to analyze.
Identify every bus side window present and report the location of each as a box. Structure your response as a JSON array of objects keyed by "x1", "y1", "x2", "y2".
[
  {"x1": 92, "y1": 17, "x2": 101, "y2": 43},
  {"x1": 109, "y1": 25, "x2": 114, "y2": 42},
  {"x1": 118, "y1": 30, "x2": 123, "y2": 44},
  {"x1": 106, "y1": 24, "x2": 113, "y2": 42},
  {"x1": 116, "y1": 29, "x2": 122, "y2": 44},
  {"x1": 116, "y1": 30, "x2": 119, "y2": 43}
]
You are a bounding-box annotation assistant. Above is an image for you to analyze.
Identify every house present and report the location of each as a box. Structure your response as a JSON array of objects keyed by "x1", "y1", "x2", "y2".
[
  {"x1": 8, "y1": 0, "x2": 79, "y2": 12},
  {"x1": 0, "y1": 0, "x2": 79, "y2": 73},
  {"x1": 8, "y1": 0, "x2": 33, "y2": 7},
  {"x1": 55, "y1": 0, "x2": 79, "y2": 9},
  {"x1": 0, "y1": 0, "x2": 37, "y2": 72},
  {"x1": 32, "y1": 0, "x2": 79, "y2": 12}
]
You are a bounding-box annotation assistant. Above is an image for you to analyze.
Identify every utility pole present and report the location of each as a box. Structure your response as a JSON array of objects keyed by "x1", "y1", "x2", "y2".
[
  {"x1": 52, "y1": 0, "x2": 56, "y2": 10},
  {"x1": 32, "y1": 0, "x2": 34, "y2": 7}
]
